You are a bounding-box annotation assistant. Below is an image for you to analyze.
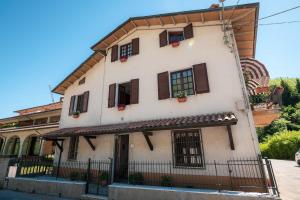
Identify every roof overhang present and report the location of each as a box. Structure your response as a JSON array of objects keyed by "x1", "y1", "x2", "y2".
[
  {"x1": 53, "y1": 3, "x2": 259, "y2": 95},
  {"x1": 43, "y1": 112, "x2": 237, "y2": 139}
]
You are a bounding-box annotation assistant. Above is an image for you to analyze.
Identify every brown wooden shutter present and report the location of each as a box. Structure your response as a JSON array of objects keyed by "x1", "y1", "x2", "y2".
[
  {"x1": 193, "y1": 63, "x2": 210, "y2": 94},
  {"x1": 184, "y1": 23, "x2": 193, "y2": 40},
  {"x1": 82, "y1": 91, "x2": 89, "y2": 113},
  {"x1": 157, "y1": 71, "x2": 170, "y2": 100},
  {"x1": 159, "y1": 30, "x2": 168, "y2": 47},
  {"x1": 69, "y1": 96, "x2": 75, "y2": 115},
  {"x1": 108, "y1": 83, "x2": 116, "y2": 108},
  {"x1": 130, "y1": 79, "x2": 139, "y2": 104},
  {"x1": 132, "y1": 38, "x2": 139, "y2": 55},
  {"x1": 111, "y1": 45, "x2": 118, "y2": 62}
]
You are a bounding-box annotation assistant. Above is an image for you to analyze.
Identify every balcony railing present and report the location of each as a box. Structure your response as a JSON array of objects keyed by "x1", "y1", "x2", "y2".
[{"x1": 0, "y1": 122, "x2": 59, "y2": 132}]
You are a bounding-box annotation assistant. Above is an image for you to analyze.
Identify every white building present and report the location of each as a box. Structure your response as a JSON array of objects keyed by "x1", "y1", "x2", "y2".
[{"x1": 44, "y1": 3, "x2": 266, "y2": 194}]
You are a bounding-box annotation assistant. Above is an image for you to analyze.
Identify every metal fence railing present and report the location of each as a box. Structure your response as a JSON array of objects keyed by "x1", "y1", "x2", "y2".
[{"x1": 6, "y1": 156, "x2": 279, "y2": 197}]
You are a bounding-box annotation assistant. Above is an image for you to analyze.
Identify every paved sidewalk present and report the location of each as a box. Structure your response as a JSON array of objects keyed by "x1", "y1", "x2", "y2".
[
  {"x1": 270, "y1": 159, "x2": 300, "y2": 200},
  {"x1": 0, "y1": 190, "x2": 76, "y2": 200}
]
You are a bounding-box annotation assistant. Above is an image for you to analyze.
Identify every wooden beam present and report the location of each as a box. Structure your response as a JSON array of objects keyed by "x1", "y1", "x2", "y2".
[
  {"x1": 121, "y1": 27, "x2": 127, "y2": 34},
  {"x1": 226, "y1": 126, "x2": 235, "y2": 150},
  {"x1": 231, "y1": 9, "x2": 255, "y2": 22},
  {"x1": 84, "y1": 136, "x2": 96, "y2": 151},
  {"x1": 130, "y1": 20, "x2": 137, "y2": 28},
  {"x1": 170, "y1": 16, "x2": 176, "y2": 25},
  {"x1": 201, "y1": 13, "x2": 205, "y2": 23},
  {"x1": 184, "y1": 15, "x2": 189, "y2": 24},
  {"x1": 144, "y1": 19, "x2": 150, "y2": 27},
  {"x1": 159, "y1": 16, "x2": 164, "y2": 26},
  {"x1": 143, "y1": 132, "x2": 153, "y2": 151},
  {"x1": 54, "y1": 140, "x2": 63, "y2": 152},
  {"x1": 96, "y1": 50, "x2": 107, "y2": 57}
]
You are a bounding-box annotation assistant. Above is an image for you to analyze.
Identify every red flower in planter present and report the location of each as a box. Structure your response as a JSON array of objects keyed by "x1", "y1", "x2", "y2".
[
  {"x1": 118, "y1": 104, "x2": 126, "y2": 111},
  {"x1": 177, "y1": 97, "x2": 187, "y2": 103},
  {"x1": 120, "y1": 57, "x2": 128, "y2": 63},
  {"x1": 171, "y1": 41, "x2": 180, "y2": 47}
]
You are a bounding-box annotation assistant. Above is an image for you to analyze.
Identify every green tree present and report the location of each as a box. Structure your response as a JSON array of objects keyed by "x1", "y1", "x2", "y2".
[{"x1": 280, "y1": 79, "x2": 298, "y2": 106}]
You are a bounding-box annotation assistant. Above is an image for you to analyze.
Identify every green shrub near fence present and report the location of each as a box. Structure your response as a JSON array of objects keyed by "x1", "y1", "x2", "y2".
[{"x1": 260, "y1": 130, "x2": 300, "y2": 160}]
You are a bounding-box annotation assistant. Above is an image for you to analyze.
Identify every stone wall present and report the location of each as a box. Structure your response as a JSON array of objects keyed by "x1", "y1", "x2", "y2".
[
  {"x1": 0, "y1": 157, "x2": 10, "y2": 188},
  {"x1": 109, "y1": 184, "x2": 281, "y2": 200}
]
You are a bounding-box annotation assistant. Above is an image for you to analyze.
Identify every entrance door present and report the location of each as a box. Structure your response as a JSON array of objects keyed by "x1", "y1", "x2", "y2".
[{"x1": 114, "y1": 135, "x2": 129, "y2": 182}]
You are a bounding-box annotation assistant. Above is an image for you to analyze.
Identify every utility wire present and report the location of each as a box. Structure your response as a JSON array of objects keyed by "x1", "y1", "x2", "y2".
[
  {"x1": 259, "y1": 20, "x2": 300, "y2": 26},
  {"x1": 259, "y1": 5, "x2": 300, "y2": 21},
  {"x1": 228, "y1": 0, "x2": 241, "y2": 20}
]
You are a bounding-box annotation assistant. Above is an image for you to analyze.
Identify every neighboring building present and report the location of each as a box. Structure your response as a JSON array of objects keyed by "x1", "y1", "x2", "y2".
[
  {"x1": 0, "y1": 102, "x2": 62, "y2": 157},
  {"x1": 46, "y1": 2, "x2": 260, "y2": 177}
]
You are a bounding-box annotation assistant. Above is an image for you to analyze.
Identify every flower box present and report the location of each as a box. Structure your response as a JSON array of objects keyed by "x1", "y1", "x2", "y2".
[
  {"x1": 177, "y1": 97, "x2": 187, "y2": 103},
  {"x1": 118, "y1": 104, "x2": 126, "y2": 111},
  {"x1": 72, "y1": 112, "x2": 80, "y2": 118},
  {"x1": 120, "y1": 57, "x2": 128, "y2": 63},
  {"x1": 171, "y1": 41, "x2": 180, "y2": 48}
]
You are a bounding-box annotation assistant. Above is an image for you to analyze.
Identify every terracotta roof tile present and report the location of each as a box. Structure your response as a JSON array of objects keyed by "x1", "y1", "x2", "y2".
[{"x1": 44, "y1": 112, "x2": 237, "y2": 139}]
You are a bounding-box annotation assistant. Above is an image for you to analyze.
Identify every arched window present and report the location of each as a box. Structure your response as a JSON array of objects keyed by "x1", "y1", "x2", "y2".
[
  {"x1": 21, "y1": 135, "x2": 41, "y2": 156},
  {"x1": 4, "y1": 136, "x2": 20, "y2": 156}
]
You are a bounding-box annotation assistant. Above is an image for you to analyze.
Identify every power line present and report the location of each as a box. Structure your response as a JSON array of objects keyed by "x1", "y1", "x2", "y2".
[
  {"x1": 259, "y1": 5, "x2": 300, "y2": 21},
  {"x1": 259, "y1": 20, "x2": 300, "y2": 26}
]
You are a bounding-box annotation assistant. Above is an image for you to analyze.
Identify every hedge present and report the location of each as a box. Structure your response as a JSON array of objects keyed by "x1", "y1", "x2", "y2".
[{"x1": 260, "y1": 130, "x2": 300, "y2": 160}]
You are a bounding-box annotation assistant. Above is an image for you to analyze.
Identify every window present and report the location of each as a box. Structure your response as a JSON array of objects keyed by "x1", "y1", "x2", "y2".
[
  {"x1": 171, "y1": 69, "x2": 195, "y2": 98},
  {"x1": 172, "y1": 130, "x2": 204, "y2": 167},
  {"x1": 71, "y1": 94, "x2": 84, "y2": 113},
  {"x1": 68, "y1": 136, "x2": 79, "y2": 160},
  {"x1": 118, "y1": 82, "x2": 131, "y2": 105},
  {"x1": 79, "y1": 77, "x2": 85, "y2": 85},
  {"x1": 34, "y1": 118, "x2": 47, "y2": 125},
  {"x1": 120, "y1": 43, "x2": 133, "y2": 58},
  {"x1": 49, "y1": 116, "x2": 60, "y2": 123},
  {"x1": 168, "y1": 31, "x2": 184, "y2": 44}
]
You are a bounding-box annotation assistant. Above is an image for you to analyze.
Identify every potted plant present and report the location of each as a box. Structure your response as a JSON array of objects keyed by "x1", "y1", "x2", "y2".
[
  {"x1": 72, "y1": 111, "x2": 80, "y2": 118},
  {"x1": 120, "y1": 56, "x2": 128, "y2": 63},
  {"x1": 161, "y1": 175, "x2": 172, "y2": 187},
  {"x1": 118, "y1": 104, "x2": 126, "y2": 111},
  {"x1": 99, "y1": 171, "x2": 109, "y2": 186},
  {"x1": 171, "y1": 40, "x2": 180, "y2": 47},
  {"x1": 176, "y1": 91, "x2": 187, "y2": 103}
]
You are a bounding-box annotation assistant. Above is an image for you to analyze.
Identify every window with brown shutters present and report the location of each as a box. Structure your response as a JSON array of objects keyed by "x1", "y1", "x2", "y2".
[
  {"x1": 130, "y1": 79, "x2": 139, "y2": 104},
  {"x1": 108, "y1": 83, "x2": 116, "y2": 108},
  {"x1": 111, "y1": 45, "x2": 119, "y2": 62},
  {"x1": 108, "y1": 79, "x2": 139, "y2": 108},
  {"x1": 158, "y1": 63, "x2": 209, "y2": 100},
  {"x1": 69, "y1": 91, "x2": 89, "y2": 115},
  {"x1": 159, "y1": 23, "x2": 194, "y2": 47},
  {"x1": 159, "y1": 30, "x2": 168, "y2": 47},
  {"x1": 157, "y1": 71, "x2": 170, "y2": 100},
  {"x1": 183, "y1": 23, "x2": 194, "y2": 40},
  {"x1": 193, "y1": 63, "x2": 210, "y2": 94}
]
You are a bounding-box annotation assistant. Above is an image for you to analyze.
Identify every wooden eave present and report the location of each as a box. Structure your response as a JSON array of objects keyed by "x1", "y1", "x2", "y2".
[{"x1": 53, "y1": 3, "x2": 259, "y2": 95}]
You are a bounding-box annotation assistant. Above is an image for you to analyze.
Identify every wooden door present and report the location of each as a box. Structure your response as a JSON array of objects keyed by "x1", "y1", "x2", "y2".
[{"x1": 114, "y1": 135, "x2": 129, "y2": 182}]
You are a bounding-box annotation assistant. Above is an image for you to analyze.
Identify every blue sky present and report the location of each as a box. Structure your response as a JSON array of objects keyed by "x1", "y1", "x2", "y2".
[{"x1": 0, "y1": 0, "x2": 299, "y2": 118}]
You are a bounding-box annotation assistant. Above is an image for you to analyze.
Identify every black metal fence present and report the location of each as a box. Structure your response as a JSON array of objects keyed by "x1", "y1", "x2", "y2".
[{"x1": 6, "y1": 157, "x2": 279, "y2": 197}]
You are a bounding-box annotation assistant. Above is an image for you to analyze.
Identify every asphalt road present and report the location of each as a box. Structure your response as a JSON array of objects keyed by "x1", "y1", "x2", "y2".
[
  {"x1": 0, "y1": 190, "x2": 75, "y2": 200},
  {"x1": 270, "y1": 159, "x2": 300, "y2": 200}
]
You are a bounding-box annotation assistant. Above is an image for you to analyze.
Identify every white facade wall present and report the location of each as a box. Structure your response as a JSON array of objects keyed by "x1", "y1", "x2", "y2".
[{"x1": 58, "y1": 21, "x2": 259, "y2": 162}]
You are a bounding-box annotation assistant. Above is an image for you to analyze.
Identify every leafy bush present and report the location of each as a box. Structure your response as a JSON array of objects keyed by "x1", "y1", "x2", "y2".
[
  {"x1": 129, "y1": 173, "x2": 144, "y2": 185},
  {"x1": 161, "y1": 175, "x2": 172, "y2": 187},
  {"x1": 260, "y1": 130, "x2": 300, "y2": 160},
  {"x1": 257, "y1": 119, "x2": 289, "y2": 142},
  {"x1": 249, "y1": 93, "x2": 269, "y2": 105},
  {"x1": 70, "y1": 171, "x2": 80, "y2": 181}
]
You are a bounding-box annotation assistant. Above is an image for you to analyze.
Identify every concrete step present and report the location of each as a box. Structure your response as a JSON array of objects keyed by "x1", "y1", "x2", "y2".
[{"x1": 80, "y1": 194, "x2": 108, "y2": 200}]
